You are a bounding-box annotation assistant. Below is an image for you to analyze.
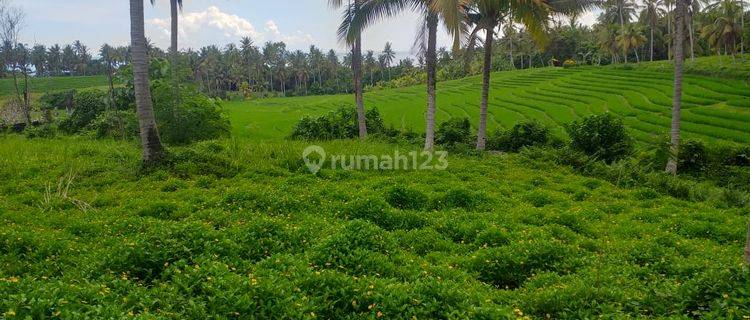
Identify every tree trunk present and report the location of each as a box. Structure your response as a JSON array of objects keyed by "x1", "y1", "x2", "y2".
[
  {"x1": 424, "y1": 14, "x2": 438, "y2": 151},
  {"x1": 476, "y1": 23, "x2": 495, "y2": 151},
  {"x1": 666, "y1": 0, "x2": 686, "y2": 175},
  {"x1": 688, "y1": 9, "x2": 695, "y2": 62},
  {"x1": 741, "y1": 0, "x2": 745, "y2": 56},
  {"x1": 170, "y1": 0, "x2": 181, "y2": 110},
  {"x1": 634, "y1": 48, "x2": 640, "y2": 63},
  {"x1": 352, "y1": 1, "x2": 367, "y2": 140},
  {"x1": 22, "y1": 69, "x2": 31, "y2": 125},
  {"x1": 130, "y1": 0, "x2": 165, "y2": 164},
  {"x1": 619, "y1": 5, "x2": 627, "y2": 63},
  {"x1": 650, "y1": 26, "x2": 654, "y2": 61}
]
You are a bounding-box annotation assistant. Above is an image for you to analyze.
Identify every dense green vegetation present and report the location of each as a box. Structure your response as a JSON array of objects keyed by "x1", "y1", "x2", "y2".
[
  {"x1": 1, "y1": 135, "x2": 748, "y2": 318},
  {"x1": 226, "y1": 65, "x2": 750, "y2": 145}
]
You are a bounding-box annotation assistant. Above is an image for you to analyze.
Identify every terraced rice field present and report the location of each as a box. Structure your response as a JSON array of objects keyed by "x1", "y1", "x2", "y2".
[{"x1": 226, "y1": 66, "x2": 750, "y2": 144}]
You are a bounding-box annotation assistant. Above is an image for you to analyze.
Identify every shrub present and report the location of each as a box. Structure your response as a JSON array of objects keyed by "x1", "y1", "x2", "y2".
[
  {"x1": 151, "y1": 82, "x2": 231, "y2": 145},
  {"x1": 24, "y1": 124, "x2": 56, "y2": 139},
  {"x1": 677, "y1": 140, "x2": 709, "y2": 175},
  {"x1": 487, "y1": 121, "x2": 550, "y2": 152},
  {"x1": 86, "y1": 110, "x2": 139, "y2": 140},
  {"x1": 562, "y1": 59, "x2": 577, "y2": 68},
  {"x1": 290, "y1": 106, "x2": 386, "y2": 140},
  {"x1": 435, "y1": 117, "x2": 473, "y2": 149},
  {"x1": 384, "y1": 185, "x2": 428, "y2": 210},
  {"x1": 565, "y1": 113, "x2": 633, "y2": 163},
  {"x1": 39, "y1": 90, "x2": 75, "y2": 111},
  {"x1": 59, "y1": 89, "x2": 107, "y2": 133},
  {"x1": 310, "y1": 220, "x2": 397, "y2": 276}
]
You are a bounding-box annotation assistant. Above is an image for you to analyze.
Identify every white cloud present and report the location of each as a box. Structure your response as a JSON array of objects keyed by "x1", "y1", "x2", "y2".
[{"x1": 145, "y1": 7, "x2": 314, "y2": 50}]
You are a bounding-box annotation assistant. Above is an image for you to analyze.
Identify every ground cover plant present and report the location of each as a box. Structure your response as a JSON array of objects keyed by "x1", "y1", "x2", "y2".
[{"x1": 0, "y1": 135, "x2": 749, "y2": 319}]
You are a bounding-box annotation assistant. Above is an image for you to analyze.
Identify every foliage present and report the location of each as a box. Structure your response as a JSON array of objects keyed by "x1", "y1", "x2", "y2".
[
  {"x1": 435, "y1": 117, "x2": 474, "y2": 149},
  {"x1": 565, "y1": 113, "x2": 633, "y2": 163},
  {"x1": 86, "y1": 110, "x2": 139, "y2": 140},
  {"x1": 289, "y1": 106, "x2": 386, "y2": 140},
  {"x1": 487, "y1": 121, "x2": 551, "y2": 152},
  {"x1": 1, "y1": 136, "x2": 747, "y2": 319},
  {"x1": 150, "y1": 81, "x2": 232, "y2": 145},
  {"x1": 59, "y1": 89, "x2": 108, "y2": 133}
]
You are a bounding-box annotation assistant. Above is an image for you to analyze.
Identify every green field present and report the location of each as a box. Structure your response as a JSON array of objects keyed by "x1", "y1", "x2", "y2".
[
  {"x1": 2, "y1": 60, "x2": 750, "y2": 318},
  {"x1": 1, "y1": 135, "x2": 748, "y2": 318},
  {"x1": 227, "y1": 66, "x2": 750, "y2": 145},
  {"x1": 0, "y1": 75, "x2": 110, "y2": 99}
]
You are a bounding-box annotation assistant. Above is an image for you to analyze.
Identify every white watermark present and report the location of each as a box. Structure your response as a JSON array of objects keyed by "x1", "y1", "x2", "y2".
[{"x1": 302, "y1": 145, "x2": 448, "y2": 174}]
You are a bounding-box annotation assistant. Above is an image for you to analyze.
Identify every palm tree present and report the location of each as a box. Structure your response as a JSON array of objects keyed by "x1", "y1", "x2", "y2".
[
  {"x1": 465, "y1": 0, "x2": 595, "y2": 150},
  {"x1": 701, "y1": 0, "x2": 742, "y2": 60},
  {"x1": 330, "y1": 0, "x2": 367, "y2": 140},
  {"x1": 604, "y1": 0, "x2": 637, "y2": 62},
  {"x1": 332, "y1": 0, "x2": 467, "y2": 150},
  {"x1": 616, "y1": 23, "x2": 647, "y2": 62},
  {"x1": 666, "y1": 0, "x2": 687, "y2": 174},
  {"x1": 382, "y1": 41, "x2": 396, "y2": 80},
  {"x1": 641, "y1": 0, "x2": 663, "y2": 61},
  {"x1": 130, "y1": 0, "x2": 165, "y2": 164}
]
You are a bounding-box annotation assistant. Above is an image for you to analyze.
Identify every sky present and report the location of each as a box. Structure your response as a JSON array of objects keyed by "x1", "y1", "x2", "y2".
[{"x1": 17, "y1": 0, "x2": 600, "y2": 58}]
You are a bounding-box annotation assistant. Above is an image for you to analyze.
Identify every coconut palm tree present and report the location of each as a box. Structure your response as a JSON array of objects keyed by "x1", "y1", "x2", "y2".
[
  {"x1": 666, "y1": 0, "x2": 687, "y2": 174},
  {"x1": 130, "y1": 0, "x2": 165, "y2": 164},
  {"x1": 641, "y1": 0, "x2": 664, "y2": 61},
  {"x1": 616, "y1": 23, "x2": 647, "y2": 62},
  {"x1": 701, "y1": 0, "x2": 742, "y2": 60},
  {"x1": 331, "y1": 0, "x2": 467, "y2": 150},
  {"x1": 382, "y1": 41, "x2": 396, "y2": 80},
  {"x1": 465, "y1": 0, "x2": 596, "y2": 150},
  {"x1": 330, "y1": 0, "x2": 367, "y2": 140}
]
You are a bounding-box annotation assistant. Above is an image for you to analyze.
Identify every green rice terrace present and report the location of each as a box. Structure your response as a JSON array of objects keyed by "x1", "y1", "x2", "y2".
[{"x1": 227, "y1": 65, "x2": 750, "y2": 144}]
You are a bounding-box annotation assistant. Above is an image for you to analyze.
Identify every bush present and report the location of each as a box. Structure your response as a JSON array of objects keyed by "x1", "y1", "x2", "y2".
[
  {"x1": 565, "y1": 113, "x2": 632, "y2": 163},
  {"x1": 151, "y1": 82, "x2": 231, "y2": 145},
  {"x1": 290, "y1": 106, "x2": 386, "y2": 140},
  {"x1": 487, "y1": 121, "x2": 550, "y2": 152},
  {"x1": 562, "y1": 59, "x2": 577, "y2": 68},
  {"x1": 435, "y1": 117, "x2": 473, "y2": 149},
  {"x1": 24, "y1": 124, "x2": 56, "y2": 139},
  {"x1": 39, "y1": 90, "x2": 75, "y2": 111},
  {"x1": 86, "y1": 110, "x2": 139, "y2": 140},
  {"x1": 59, "y1": 89, "x2": 107, "y2": 133},
  {"x1": 677, "y1": 140, "x2": 709, "y2": 175}
]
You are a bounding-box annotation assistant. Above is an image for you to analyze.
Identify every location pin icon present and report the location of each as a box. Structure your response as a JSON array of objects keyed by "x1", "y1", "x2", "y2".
[{"x1": 303, "y1": 145, "x2": 326, "y2": 174}]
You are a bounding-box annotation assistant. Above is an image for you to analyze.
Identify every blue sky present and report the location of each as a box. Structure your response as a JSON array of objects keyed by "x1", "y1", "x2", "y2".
[{"x1": 18, "y1": 0, "x2": 598, "y2": 57}]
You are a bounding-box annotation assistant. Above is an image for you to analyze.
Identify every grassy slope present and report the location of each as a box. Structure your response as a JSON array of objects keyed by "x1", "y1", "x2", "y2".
[
  {"x1": 0, "y1": 135, "x2": 747, "y2": 318},
  {"x1": 226, "y1": 64, "x2": 750, "y2": 145}
]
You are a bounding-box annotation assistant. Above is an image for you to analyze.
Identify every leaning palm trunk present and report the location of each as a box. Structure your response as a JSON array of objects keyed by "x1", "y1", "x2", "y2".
[
  {"x1": 353, "y1": 33, "x2": 367, "y2": 139},
  {"x1": 476, "y1": 23, "x2": 495, "y2": 151},
  {"x1": 424, "y1": 14, "x2": 438, "y2": 151},
  {"x1": 666, "y1": 0, "x2": 686, "y2": 175},
  {"x1": 131, "y1": 0, "x2": 165, "y2": 164}
]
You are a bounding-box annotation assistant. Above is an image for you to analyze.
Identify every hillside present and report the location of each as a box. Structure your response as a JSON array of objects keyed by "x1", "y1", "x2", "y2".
[{"x1": 227, "y1": 65, "x2": 750, "y2": 145}]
